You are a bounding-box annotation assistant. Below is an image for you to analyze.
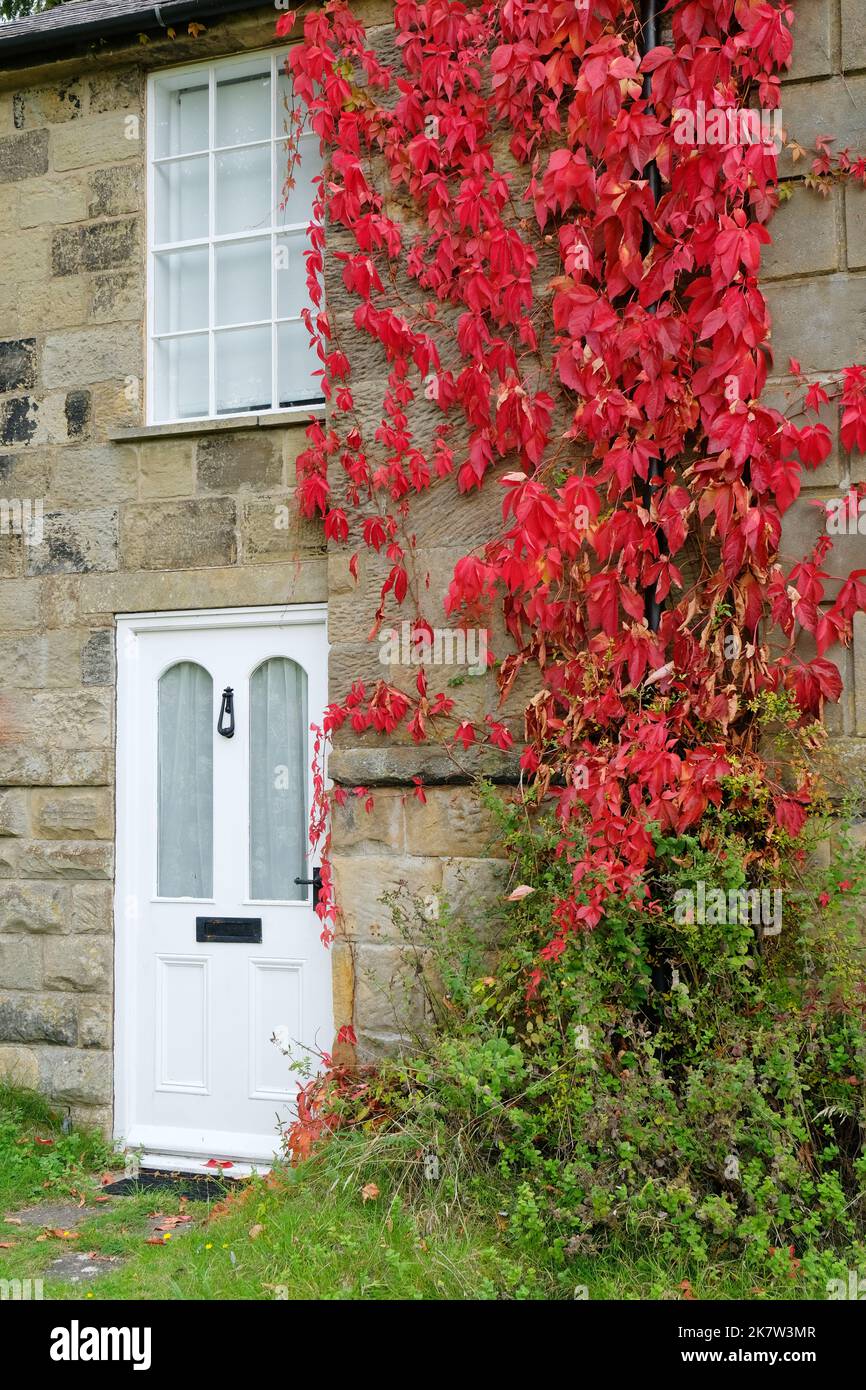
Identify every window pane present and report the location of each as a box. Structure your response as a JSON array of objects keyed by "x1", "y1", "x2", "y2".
[
  {"x1": 158, "y1": 662, "x2": 213, "y2": 898},
  {"x1": 155, "y1": 155, "x2": 208, "y2": 244},
  {"x1": 249, "y1": 658, "x2": 307, "y2": 901},
  {"x1": 155, "y1": 78, "x2": 208, "y2": 158},
  {"x1": 154, "y1": 335, "x2": 209, "y2": 421},
  {"x1": 155, "y1": 248, "x2": 208, "y2": 334},
  {"x1": 215, "y1": 326, "x2": 271, "y2": 413},
  {"x1": 216, "y1": 238, "x2": 271, "y2": 326},
  {"x1": 216, "y1": 146, "x2": 271, "y2": 235},
  {"x1": 276, "y1": 232, "x2": 309, "y2": 320},
  {"x1": 276, "y1": 134, "x2": 322, "y2": 228},
  {"x1": 216, "y1": 66, "x2": 270, "y2": 147},
  {"x1": 278, "y1": 320, "x2": 320, "y2": 406}
]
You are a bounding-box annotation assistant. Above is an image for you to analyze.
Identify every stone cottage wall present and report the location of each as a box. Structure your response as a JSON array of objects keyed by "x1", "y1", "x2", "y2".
[
  {"x1": 0, "y1": 0, "x2": 864, "y2": 1131},
  {"x1": 0, "y1": 8, "x2": 328, "y2": 1130}
]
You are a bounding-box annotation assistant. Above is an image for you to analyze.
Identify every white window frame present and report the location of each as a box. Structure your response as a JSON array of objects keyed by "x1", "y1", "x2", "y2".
[{"x1": 146, "y1": 49, "x2": 324, "y2": 426}]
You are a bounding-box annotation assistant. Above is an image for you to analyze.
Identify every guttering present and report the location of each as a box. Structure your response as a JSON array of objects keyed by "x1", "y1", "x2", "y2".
[{"x1": 0, "y1": 0, "x2": 262, "y2": 62}]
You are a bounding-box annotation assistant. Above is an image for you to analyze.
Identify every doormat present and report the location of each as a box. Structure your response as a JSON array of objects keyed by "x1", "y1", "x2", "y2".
[{"x1": 101, "y1": 1170, "x2": 230, "y2": 1201}]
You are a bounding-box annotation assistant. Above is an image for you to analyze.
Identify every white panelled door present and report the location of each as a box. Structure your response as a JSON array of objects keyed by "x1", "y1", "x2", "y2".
[{"x1": 114, "y1": 606, "x2": 331, "y2": 1171}]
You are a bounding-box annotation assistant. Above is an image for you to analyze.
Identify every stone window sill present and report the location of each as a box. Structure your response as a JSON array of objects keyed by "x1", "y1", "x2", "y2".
[{"x1": 108, "y1": 406, "x2": 325, "y2": 443}]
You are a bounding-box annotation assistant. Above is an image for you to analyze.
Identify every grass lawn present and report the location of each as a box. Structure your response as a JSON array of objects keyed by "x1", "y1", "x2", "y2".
[{"x1": 0, "y1": 1085, "x2": 856, "y2": 1301}]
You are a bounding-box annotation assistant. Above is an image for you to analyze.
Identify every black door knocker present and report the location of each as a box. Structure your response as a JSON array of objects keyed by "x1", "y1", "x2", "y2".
[{"x1": 217, "y1": 687, "x2": 235, "y2": 738}]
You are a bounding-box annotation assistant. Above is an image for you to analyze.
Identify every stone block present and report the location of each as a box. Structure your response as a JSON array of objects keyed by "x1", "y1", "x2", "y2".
[
  {"x1": 331, "y1": 853, "x2": 443, "y2": 943},
  {"x1": 65, "y1": 391, "x2": 92, "y2": 440},
  {"x1": 48, "y1": 444, "x2": 138, "y2": 506},
  {"x1": 71, "y1": 883, "x2": 112, "y2": 935},
  {"x1": 43, "y1": 935, "x2": 112, "y2": 992},
  {"x1": 0, "y1": 128, "x2": 48, "y2": 182},
  {"x1": 779, "y1": 76, "x2": 866, "y2": 179},
  {"x1": 354, "y1": 942, "x2": 427, "y2": 1033},
  {"x1": 0, "y1": 881, "x2": 67, "y2": 933},
  {"x1": 766, "y1": 275, "x2": 866, "y2": 372},
  {"x1": 0, "y1": 935, "x2": 41, "y2": 990},
  {"x1": 241, "y1": 496, "x2": 326, "y2": 562},
  {"x1": 88, "y1": 69, "x2": 142, "y2": 116},
  {"x1": 13, "y1": 81, "x2": 83, "y2": 128},
  {"x1": 120, "y1": 498, "x2": 237, "y2": 570},
  {"x1": 842, "y1": 0, "x2": 866, "y2": 74},
  {"x1": 332, "y1": 787, "x2": 405, "y2": 855},
  {"x1": 0, "y1": 338, "x2": 37, "y2": 393},
  {"x1": 30, "y1": 789, "x2": 113, "y2": 841},
  {"x1": 780, "y1": 495, "x2": 866, "y2": 596},
  {"x1": 786, "y1": 0, "x2": 835, "y2": 83},
  {"x1": 0, "y1": 578, "x2": 41, "y2": 628},
  {"x1": 0, "y1": 1044, "x2": 39, "y2": 1088},
  {"x1": 0, "y1": 993, "x2": 77, "y2": 1046},
  {"x1": 77, "y1": 995, "x2": 112, "y2": 1050},
  {"x1": 81, "y1": 629, "x2": 114, "y2": 686},
  {"x1": 0, "y1": 395, "x2": 39, "y2": 446},
  {"x1": 196, "y1": 432, "x2": 283, "y2": 492},
  {"x1": 0, "y1": 790, "x2": 28, "y2": 837},
  {"x1": 39, "y1": 1047, "x2": 112, "y2": 1104},
  {"x1": 26, "y1": 508, "x2": 119, "y2": 576},
  {"x1": 762, "y1": 186, "x2": 839, "y2": 280},
  {"x1": 845, "y1": 185, "x2": 866, "y2": 270},
  {"x1": 42, "y1": 324, "x2": 140, "y2": 388},
  {"x1": 138, "y1": 438, "x2": 194, "y2": 498},
  {"x1": 442, "y1": 857, "x2": 511, "y2": 936},
  {"x1": 11, "y1": 690, "x2": 112, "y2": 751},
  {"x1": 87, "y1": 163, "x2": 141, "y2": 218},
  {"x1": 52, "y1": 217, "x2": 139, "y2": 276},
  {"x1": 0, "y1": 630, "x2": 87, "y2": 688},
  {"x1": 19, "y1": 177, "x2": 87, "y2": 227},
  {"x1": 0, "y1": 840, "x2": 113, "y2": 880},
  {"x1": 51, "y1": 116, "x2": 136, "y2": 171},
  {"x1": 404, "y1": 785, "x2": 500, "y2": 857}
]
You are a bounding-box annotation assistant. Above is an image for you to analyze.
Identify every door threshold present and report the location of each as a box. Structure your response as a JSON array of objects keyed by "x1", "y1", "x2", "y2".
[{"x1": 140, "y1": 1152, "x2": 271, "y2": 1179}]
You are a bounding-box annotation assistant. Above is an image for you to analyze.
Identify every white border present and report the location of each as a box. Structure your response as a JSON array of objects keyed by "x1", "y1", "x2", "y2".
[
  {"x1": 113, "y1": 603, "x2": 328, "y2": 1160},
  {"x1": 146, "y1": 48, "x2": 323, "y2": 427}
]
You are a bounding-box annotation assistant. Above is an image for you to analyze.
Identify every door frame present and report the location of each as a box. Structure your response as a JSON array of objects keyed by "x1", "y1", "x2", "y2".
[{"x1": 113, "y1": 603, "x2": 329, "y2": 1162}]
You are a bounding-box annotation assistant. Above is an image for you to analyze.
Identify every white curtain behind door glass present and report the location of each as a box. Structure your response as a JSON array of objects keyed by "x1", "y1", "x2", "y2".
[
  {"x1": 250, "y1": 658, "x2": 307, "y2": 901},
  {"x1": 158, "y1": 662, "x2": 214, "y2": 898}
]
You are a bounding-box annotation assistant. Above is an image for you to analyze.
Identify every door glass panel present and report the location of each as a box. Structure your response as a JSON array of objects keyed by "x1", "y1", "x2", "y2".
[
  {"x1": 249, "y1": 658, "x2": 307, "y2": 901},
  {"x1": 158, "y1": 662, "x2": 213, "y2": 897}
]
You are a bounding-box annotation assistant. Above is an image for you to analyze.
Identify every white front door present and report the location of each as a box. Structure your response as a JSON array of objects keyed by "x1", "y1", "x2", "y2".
[{"x1": 114, "y1": 605, "x2": 332, "y2": 1171}]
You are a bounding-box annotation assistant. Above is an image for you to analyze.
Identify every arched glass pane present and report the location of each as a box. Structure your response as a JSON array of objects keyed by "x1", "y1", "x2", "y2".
[
  {"x1": 250, "y1": 658, "x2": 308, "y2": 900},
  {"x1": 158, "y1": 662, "x2": 213, "y2": 897}
]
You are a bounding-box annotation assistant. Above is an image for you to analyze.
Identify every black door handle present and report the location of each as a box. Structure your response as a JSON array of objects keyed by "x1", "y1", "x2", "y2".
[
  {"x1": 294, "y1": 865, "x2": 322, "y2": 907},
  {"x1": 218, "y1": 687, "x2": 235, "y2": 738}
]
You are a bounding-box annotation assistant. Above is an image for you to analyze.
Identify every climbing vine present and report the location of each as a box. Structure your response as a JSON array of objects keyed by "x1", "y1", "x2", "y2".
[{"x1": 278, "y1": 0, "x2": 866, "y2": 972}]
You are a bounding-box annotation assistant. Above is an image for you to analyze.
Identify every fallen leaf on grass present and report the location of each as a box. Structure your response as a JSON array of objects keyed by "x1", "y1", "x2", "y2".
[
  {"x1": 679, "y1": 1279, "x2": 697, "y2": 1300},
  {"x1": 361, "y1": 1183, "x2": 380, "y2": 1203},
  {"x1": 0, "y1": 1242, "x2": 15, "y2": 1249},
  {"x1": 93, "y1": 1196, "x2": 112, "y2": 1204},
  {"x1": 248, "y1": 1224, "x2": 264, "y2": 1240},
  {"x1": 4, "y1": 1218, "x2": 22, "y2": 1226},
  {"x1": 34, "y1": 1137, "x2": 54, "y2": 1147},
  {"x1": 149, "y1": 1214, "x2": 192, "y2": 1233},
  {"x1": 506, "y1": 885, "x2": 535, "y2": 901}
]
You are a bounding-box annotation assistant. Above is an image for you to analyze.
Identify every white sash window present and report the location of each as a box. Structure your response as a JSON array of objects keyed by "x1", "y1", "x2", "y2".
[{"x1": 148, "y1": 51, "x2": 323, "y2": 424}]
